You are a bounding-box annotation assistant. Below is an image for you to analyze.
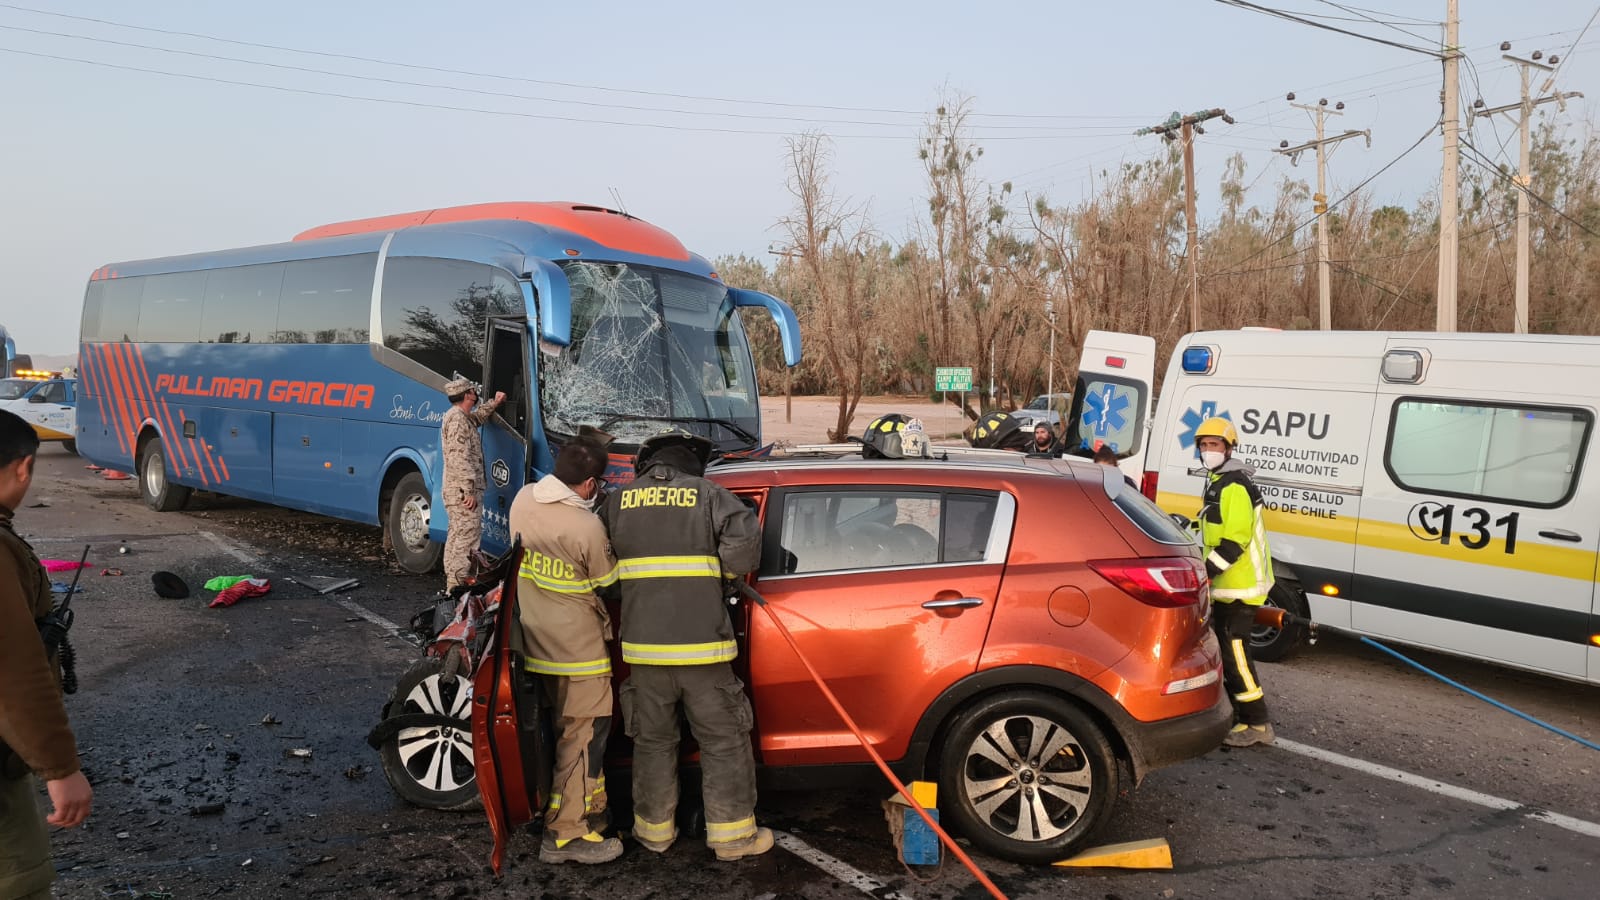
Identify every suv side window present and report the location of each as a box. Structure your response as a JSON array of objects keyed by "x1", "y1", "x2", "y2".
[{"x1": 771, "y1": 489, "x2": 1005, "y2": 575}]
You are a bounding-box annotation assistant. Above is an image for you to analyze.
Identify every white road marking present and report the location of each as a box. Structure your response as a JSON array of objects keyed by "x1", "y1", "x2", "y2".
[
  {"x1": 198, "y1": 530, "x2": 402, "y2": 636},
  {"x1": 1276, "y1": 737, "x2": 1600, "y2": 840},
  {"x1": 772, "y1": 830, "x2": 911, "y2": 899}
]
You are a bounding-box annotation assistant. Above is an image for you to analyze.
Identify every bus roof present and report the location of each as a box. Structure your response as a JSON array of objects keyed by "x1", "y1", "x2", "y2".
[
  {"x1": 293, "y1": 201, "x2": 691, "y2": 262},
  {"x1": 88, "y1": 202, "x2": 712, "y2": 282}
]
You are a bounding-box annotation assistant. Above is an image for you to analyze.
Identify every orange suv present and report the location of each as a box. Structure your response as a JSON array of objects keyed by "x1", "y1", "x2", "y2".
[{"x1": 471, "y1": 450, "x2": 1230, "y2": 865}]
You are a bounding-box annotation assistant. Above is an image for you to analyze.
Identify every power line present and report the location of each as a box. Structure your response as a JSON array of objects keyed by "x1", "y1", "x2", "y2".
[
  {"x1": 1213, "y1": 0, "x2": 1443, "y2": 56},
  {"x1": 1204, "y1": 118, "x2": 1441, "y2": 278},
  {"x1": 0, "y1": 22, "x2": 1146, "y2": 132},
  {"x1": 1459, "y1": 140, "x2": 1600, "y2": 240},
  {"x1": 1539, "y1": 4, "x2": 1600, "y2": 100},
  {"x1": 1310, "y1": 1, "x2": 1439, "y2": 44},
  {"x1": 0, "y1": 44, "x2": 1134, "y2": 141},
  {"x1": 0, "y1": 2, "x2": 1154, "y2": 123}
]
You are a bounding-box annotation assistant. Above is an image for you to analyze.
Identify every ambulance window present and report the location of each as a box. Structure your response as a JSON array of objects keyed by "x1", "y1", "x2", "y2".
[
  {"x1": 1387, "y1": 399, "x2": 1591, "y2": 507},
  {"x1": 1068, "y1": 375, "x2": 1146, "y2": 457}
]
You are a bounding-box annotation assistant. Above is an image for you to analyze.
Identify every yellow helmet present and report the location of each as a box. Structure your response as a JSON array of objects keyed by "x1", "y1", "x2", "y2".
[{"x1": 1194, "y1": 416, "x2": 1237, "y2": 447}]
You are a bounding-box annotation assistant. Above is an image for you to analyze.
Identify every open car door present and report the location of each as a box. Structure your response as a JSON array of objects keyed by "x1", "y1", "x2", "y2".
[
  {"x1": 1066, "y1": 330, "x2": 1158, "y2": 485},
  {"x1": 470, "y1": 541, "x2": 554, "y2": 874}
]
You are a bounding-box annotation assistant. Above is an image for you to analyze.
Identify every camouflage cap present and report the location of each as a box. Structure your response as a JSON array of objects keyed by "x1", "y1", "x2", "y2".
[{"x1": 444, "y1": 376, "x2": 478, "y2": 397}]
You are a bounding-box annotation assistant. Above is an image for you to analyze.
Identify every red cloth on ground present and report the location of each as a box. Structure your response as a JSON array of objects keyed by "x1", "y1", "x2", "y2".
[{"x1": 209, "y1": 579, "x2": 271, "y2": 608}]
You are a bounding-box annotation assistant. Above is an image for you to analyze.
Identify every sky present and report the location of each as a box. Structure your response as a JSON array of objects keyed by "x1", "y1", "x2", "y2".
[{"x1": 2, "y1": 0, "x2": 1597, "y2": 354}]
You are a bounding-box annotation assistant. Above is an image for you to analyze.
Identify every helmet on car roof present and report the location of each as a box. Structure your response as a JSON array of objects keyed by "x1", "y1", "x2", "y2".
[
  {"x1": 859, "y1": 414, "x2": 931, "y2": 460},
  {"x1": 970, "y1": 411, "x2": 1032, "y2": 451},
  {"x1": 634, "y1": 429, "x2": 718, "y2": 473}
]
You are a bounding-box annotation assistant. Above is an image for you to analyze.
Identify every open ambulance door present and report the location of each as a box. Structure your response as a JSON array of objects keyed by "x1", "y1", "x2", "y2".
[
  {"x1": 1066, "y1": 330, "x2": 1158, "y2": 491},
  {"x1": 471, "y1": 542, "x2": 554, "y2": 875}
]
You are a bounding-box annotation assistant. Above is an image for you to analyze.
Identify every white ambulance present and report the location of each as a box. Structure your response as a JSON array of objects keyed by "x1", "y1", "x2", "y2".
[
  {"x1": 1067, "y1": 329, "x2": 1600, "y2": 685},
  {"x1": 0, "y1": 370, "x2": 78, "y2": 454}
]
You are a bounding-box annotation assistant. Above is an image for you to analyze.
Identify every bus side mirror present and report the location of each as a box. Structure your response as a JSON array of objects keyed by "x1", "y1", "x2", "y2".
[
  {"x1": 728, "y1": 289, "x2": 802, "y2": 368},
  {"x1": 525, "y1": 259, "x2": 571, "y2": 348}
]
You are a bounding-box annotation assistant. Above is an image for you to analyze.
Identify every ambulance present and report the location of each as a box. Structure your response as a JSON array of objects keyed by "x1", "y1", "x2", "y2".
[
  {"x1": 0, "y1": 369, "x2": 78, "y2": 454},
  {"x1": 1067, "y1": 329, "x2": 1600, "y2": 685}
]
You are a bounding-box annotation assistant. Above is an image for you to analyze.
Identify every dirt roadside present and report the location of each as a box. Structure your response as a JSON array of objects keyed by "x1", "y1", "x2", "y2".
[{"x1": 757, "y1": 394, "x2": 977, "y2": 445}]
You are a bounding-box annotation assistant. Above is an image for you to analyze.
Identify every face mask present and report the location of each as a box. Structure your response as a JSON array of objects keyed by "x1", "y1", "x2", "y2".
[{"x1": 1200, "y1": 450, "x2": 1227, "y2": 470}]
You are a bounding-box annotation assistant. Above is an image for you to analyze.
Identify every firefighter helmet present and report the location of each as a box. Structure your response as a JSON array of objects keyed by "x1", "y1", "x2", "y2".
[
  {"x1": 634, "y1": 430, "x2": 718, "y2": 474},
  {"x1": 859, "y1": 414, "x2": 930, "y2": 459},
  {"x1": 969, "y1": 411, "x2": 1032, "y2": 451},
  {"x1": 1194, "y1": 416, "x2": 1238, "y2": 447}
]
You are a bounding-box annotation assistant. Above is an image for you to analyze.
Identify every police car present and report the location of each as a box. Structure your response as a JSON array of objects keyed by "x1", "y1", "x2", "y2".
[{"x1": 0, "y1": 370, "x2": 78, "y2": 454}]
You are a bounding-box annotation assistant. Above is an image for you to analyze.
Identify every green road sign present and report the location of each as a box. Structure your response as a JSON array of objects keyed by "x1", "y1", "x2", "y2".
[{"x1": 935, "y1": 366, "x2": 973, "y2": 392}]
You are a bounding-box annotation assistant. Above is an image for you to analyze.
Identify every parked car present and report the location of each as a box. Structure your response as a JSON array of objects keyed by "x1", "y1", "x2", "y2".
[
  {"x1": 465, "y1": 449, "x2": 1229, "y2": 866},
  {"x1": 1012, "y1": 392, "x2": 1072, "y2": 430}
]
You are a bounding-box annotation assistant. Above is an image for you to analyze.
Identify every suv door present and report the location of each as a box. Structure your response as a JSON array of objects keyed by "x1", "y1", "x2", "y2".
[{"x1": 747, "y1": 487, "x2": 1014, "y2": 766}]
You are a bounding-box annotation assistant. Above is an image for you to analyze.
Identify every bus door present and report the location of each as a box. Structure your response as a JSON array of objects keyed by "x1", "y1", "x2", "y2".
[{"x1": 479, "y1": 317, "x2": 531, "y2": 555}]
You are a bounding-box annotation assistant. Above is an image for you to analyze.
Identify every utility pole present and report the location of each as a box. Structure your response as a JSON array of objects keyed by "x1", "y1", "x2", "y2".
[
  {"x1": 1470, "y1": 43, "x2": 1583, "y2": 333},
  {"x1": 1137, "y1": 108, "x2": 1235, "y2": 332},
  {"x1": 1044, "y1": 299, "x2": 1057, "y2": 400},
  {"x1": 1437, "y1": 0, "x2": 1461, "y2": 332},
  {"x1": 1276, "y1": 94, "x2": 1371, "y2": 331}
]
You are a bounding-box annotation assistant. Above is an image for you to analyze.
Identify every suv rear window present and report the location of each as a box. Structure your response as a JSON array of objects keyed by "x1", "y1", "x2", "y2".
[{"x1": 1109, "y1": 482, "x2": 1193, "y2": 545}]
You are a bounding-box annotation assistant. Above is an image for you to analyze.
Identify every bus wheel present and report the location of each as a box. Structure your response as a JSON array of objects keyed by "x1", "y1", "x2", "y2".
[
  {"x1": 137, "y1": 436, "x2": 192, "y2": 512},
  {"x1": 388, "y1": 471, "x2": 442, "y2": 574},
  {"x1": 1251, "y1": 580, "x2": 1310, "y2": 662}
]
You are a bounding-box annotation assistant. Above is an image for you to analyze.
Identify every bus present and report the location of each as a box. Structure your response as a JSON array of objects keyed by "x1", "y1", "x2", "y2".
[{"x1": 76, "y1": 201, "x2": 802, "y2": 573}]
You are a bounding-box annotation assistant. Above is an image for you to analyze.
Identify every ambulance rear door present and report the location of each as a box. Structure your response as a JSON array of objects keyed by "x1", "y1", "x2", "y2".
[{"x1": 1067, "y1": 331, "x2": 1157, "y2": 483}]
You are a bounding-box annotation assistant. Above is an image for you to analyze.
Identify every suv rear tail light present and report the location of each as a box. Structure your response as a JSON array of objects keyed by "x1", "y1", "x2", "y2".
[
  {"x1": 1140, "y1": 470, "x2": 1159, "y2": 501},
  {"x1": 1089, "y1": 557, "x2": 1208, "y2": 608}
]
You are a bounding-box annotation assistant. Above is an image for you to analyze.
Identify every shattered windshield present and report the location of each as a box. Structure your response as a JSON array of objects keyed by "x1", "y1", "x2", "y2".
[
  {"x1": 541, "y1": 262, "x2": 760, "y2": 449},
  {"x1": 0, "y1": 379, "x2": 36, "y2": 401}
]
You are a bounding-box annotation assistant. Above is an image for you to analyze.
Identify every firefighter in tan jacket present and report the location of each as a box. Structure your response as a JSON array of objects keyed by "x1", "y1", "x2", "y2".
[{"x1": 507, "y1": 440, "x2": 622, "y2": 865}]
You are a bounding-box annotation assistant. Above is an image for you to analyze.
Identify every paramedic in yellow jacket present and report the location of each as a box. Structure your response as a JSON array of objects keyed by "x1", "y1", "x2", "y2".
[
  {"x1": 1194, "y1": 417, "x2": 1276, "y2": 748},
  {"x1": 508, "y1": 440, "x2": 622, "y2": 865}
]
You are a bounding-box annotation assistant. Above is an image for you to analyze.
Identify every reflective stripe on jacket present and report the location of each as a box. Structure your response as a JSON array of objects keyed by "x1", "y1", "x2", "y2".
[
  {"x1": 508, "y1": 475, "x2": 616, "y2": 677},
  {"x1": 601, "y1": 461, "x2": 761, "y2": 667},
  {"x1": 1198, "y1": 465, "x2": 1275, "y2": 604}
]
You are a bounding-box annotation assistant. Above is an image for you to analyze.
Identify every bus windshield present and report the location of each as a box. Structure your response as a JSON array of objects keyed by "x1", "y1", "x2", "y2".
[{"x1": 542, "y1": 261, "x2": 760, "y2": 449}]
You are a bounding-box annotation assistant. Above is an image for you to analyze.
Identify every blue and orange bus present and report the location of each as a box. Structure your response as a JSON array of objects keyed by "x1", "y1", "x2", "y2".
[{"x1": 76, "y1": 202, "x2": 801, "y2": 572}]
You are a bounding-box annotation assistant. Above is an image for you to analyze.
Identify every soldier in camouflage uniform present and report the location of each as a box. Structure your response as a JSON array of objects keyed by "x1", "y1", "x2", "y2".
[{"x1": 440, "y1": 376, "x2": 504, "y2": 590}]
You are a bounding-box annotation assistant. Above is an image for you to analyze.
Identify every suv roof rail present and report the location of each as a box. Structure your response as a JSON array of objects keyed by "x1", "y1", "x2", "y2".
[{"x1": 762, "y1": 443, "x2": 1056, "y2": 464}]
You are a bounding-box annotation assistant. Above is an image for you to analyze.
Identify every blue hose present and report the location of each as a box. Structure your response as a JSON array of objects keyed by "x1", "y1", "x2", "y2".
[{"x1": 1356, "y1": 635, "x2": 1600, "y2": 753}]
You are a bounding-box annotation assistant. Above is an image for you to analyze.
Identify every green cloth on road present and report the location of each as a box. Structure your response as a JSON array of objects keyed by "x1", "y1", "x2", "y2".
[{"x1": 204, "y1": 575, "x2": 255, "y2": 592}]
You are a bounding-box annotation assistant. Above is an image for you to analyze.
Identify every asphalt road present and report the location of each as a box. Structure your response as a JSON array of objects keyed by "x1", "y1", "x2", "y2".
[{"x1": 14, "y1": 447, "x2": 1600, "y2": 899}]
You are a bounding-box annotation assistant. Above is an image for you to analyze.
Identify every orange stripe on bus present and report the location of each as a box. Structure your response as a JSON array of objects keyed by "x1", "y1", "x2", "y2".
[
  {"x1": 135, "y1": 345, "x2": 195, "y2": 479},
  {"x1": 100, "y1": 344, "x2": 137, "y2": 460}
]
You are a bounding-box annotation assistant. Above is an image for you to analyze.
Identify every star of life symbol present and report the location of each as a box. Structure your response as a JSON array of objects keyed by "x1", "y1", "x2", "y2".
[
  {"x1": 1178, "y1": 401, "x2": 1230, "y2": 451},
  {"x1": 1081, "y1": 384, "x2": 1131, "y2": 437}
]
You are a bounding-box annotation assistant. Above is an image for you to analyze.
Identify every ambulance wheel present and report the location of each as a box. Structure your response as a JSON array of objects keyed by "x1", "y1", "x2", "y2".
[
  {"x1": 137, "y1": 436, "x2": 191, "y2": 512},
  {"x1": 387, "y1": 471, "x2": 442, "y2": 574},
  {"x1": 63, "y1": 440, "x2": 77, "y2": 455},
  {"x1": 1251, "y1": 581, "x2": 1310, "y2": 662},
  {"x1": 938, "y1": 691, "x2": 1116, "y2": 864},
  {"x1": 378, "y1": 656, "x2": 481, "y2": 811}
]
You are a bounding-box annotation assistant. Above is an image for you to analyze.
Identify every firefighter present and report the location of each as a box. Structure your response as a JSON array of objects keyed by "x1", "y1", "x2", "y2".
[
  {"x1": 1, "y1": 409, "x2": 92, "y2": 898},
  {"x1": 1194, "y1": 417, "x2": 1276, "y2": 747},
  {"x1": 507, "y1": 439, "x2": 622, "y2": 865},
  {"x1": 599, "y1": 432, "x2": 769, "y2": 860},
  {"x1": 439, "y1": 376, "x2": 505, "y2": 591}
]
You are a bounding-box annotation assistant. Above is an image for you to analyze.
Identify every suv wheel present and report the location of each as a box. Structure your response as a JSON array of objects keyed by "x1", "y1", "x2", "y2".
[{"x1": 937, "y1": 691, "x2": 1116, "y2": 864}]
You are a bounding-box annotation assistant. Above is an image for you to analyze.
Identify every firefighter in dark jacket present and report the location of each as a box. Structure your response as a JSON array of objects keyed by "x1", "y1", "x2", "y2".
[{"x1": 599, "y1": 432, "x2": 769, "y2": 860}]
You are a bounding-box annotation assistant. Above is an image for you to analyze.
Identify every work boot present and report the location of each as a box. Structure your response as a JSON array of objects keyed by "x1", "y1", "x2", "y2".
[
  {"x1": 1224, "y1": 723, "x2": 1275, "y2": 747},
  {"x1": 539, "y1": 831, "x2": 623, "y2": 865},
  {"x1": 712, "y1": 826, "x2": 774, "y2": 861},
  {"x1": 634, "y1": 831, "x2": 676, "y2": 854}
]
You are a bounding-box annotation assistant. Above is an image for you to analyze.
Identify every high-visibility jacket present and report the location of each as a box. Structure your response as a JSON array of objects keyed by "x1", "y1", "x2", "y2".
[
  {"x1": 508, "y1": 475, "x2": 618, "y2": 677},
  {"x1": 600, "y1": 461, "x2": 761, "y2": 666},
  {"x1": 1198, "y1": 460, "x2": 1275, "y2": 605}
]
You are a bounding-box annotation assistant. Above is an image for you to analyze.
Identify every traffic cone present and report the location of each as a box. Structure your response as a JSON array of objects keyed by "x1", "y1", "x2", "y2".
[{"x1": 103, "y1": 470, "x2": 131, "y2": 481}]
